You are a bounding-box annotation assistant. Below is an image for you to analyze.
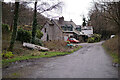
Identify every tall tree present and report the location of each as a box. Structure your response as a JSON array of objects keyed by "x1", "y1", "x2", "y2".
[
  {"x1": 31, "y1": 1, "x2": 37, "y2": 44},
  {"x1": 88, "y1": 1, "x2": 120, "y2": 39},
  {"x1": 9, "y1": 2, "x2": 19, "y2": 51}
]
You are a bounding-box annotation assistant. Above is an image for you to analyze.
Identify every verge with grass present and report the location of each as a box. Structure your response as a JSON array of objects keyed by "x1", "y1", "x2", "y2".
[
  {"x1": 102, "y1": 44, "x2": 118, "y2": 63},
  {"x1": 102, "y1": 36, "x2": 118, "y2": 63},
  {"x1": 2, "y1": 46, "x2": 82, "y2": 66}
]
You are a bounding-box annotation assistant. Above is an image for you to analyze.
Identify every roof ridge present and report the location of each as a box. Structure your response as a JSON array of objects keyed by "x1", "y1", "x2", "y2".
[{"x1": 51, "y1": 20, "x2": 63, "y2": 32}]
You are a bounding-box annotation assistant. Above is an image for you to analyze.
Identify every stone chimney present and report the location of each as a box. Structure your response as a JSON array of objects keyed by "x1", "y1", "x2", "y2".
[
  {"x1": 70, "y1": 19, "x2": 73, "y2": 22},
  {"x1": 59, "y1": 16, "x2": 64, "y2": 23}
]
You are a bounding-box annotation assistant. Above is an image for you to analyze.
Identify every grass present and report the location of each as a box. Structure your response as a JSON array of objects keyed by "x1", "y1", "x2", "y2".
[
  {"x1": 69, "y1": 46, "x2": 82, "y2": 53},
  {"x1": 102, "y1": 36, "x2": 118, "y2": 63},
  {"x1": 2, "y1": 46, "x2": 82, "y2": 66},
  {"x1": 102, "y1": 44, "x2": 118, "y2": 63}
]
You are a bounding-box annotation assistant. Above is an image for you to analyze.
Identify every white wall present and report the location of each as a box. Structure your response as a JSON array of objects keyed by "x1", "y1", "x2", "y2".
[
  {"x1": 41, "y1": 23, "x2": 48, "y2": 41},
  {"x1": 81, "y1": 26, "x2": 93, "y2": 37}
]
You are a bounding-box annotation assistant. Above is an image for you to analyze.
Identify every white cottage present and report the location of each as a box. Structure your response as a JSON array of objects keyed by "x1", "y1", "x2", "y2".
[{"x1": 81, "y1": 26, "x2": 93, "y2": 37}]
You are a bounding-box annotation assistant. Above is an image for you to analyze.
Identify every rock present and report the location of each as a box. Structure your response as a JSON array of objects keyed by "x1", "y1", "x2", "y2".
[
  {"x1": 20, "y1": 65, "x2": 23, "y2": 68},
  {"x1": 15, "y1": 61, "x2": 18, "y2": 64},
  {"x1": 112, "y1": 63, "x2": 120, "y2": 67},
  {"x1": 23, "y1": 42, "x2": 49, "y2": 51}
]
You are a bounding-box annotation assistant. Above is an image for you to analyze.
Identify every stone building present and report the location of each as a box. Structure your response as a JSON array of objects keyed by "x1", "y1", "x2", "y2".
[
  {"x1": 41, "y1": 19, "x2": 63, "y2": 41},
  {"x1": 41, "y1": 17, "x2": 81, "y2": 41}
]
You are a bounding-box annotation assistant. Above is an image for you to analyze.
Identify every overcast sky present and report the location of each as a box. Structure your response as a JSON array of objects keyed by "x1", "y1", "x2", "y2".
[
  {"x1": 61, "y1": 0, "x2": 93, "y2": 25},
  {"x1": 4, "y1": 0, "x2": 94, "y2": 25},
  {"x1": 41, "y1": 0, "x2": 94, "y2": 25}
]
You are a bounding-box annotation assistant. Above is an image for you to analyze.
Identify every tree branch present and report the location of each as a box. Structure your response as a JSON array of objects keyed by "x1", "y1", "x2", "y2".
[{"x1": 37, "y1": 2, "x2": 62, "y2": 13}]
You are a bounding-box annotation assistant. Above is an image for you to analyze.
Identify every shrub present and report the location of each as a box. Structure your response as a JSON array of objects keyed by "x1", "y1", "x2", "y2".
[
  {"x1": 34, "y1": 38, "x2": 43, "y2": 46},
  {"x1": 87, "y1": 34, "x2": 101, "y2": 43},
  {"x1": 16, "y1": 28, "x2": 32, "y2": 43},
  {"x1": 36, "y1": 30, "x2": 43, "y2": 39},
  {"x1": 87, "y1": 37, "x2": 95, "y2": 43},
  {"x1": 2, "y1": 51, "x2": 14, "y2": 58},
  {"x1": 93, "y1": 34, "x2": 101, "y2": 42},
  {"x1": 2, "y1": 24, "x2": 10, "y2": 32}
]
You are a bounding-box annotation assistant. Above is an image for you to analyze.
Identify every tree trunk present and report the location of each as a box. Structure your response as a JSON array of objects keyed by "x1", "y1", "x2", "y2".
[
  {"x1": 9, "y1": 2, "x2": 19, "y2": 51},
  {"x1": 31, "y1": 1, "x2": 37, "y2": 44}
]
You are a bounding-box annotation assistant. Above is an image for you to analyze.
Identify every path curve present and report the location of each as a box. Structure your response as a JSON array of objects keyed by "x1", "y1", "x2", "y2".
[{"x1": 3, "y1": 42, "x2": 118, "y2": 78}]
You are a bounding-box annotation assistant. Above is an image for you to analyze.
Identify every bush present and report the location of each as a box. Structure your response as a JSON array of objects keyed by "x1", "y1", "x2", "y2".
[
  {"x1": 2, "y1": 51, "x2": 14, "y2": 58},
  {"x1": 34, "y1": 38, "x2": 43, "y2": 46},
  {"x1": 87, "y1": 34, "x2": 101, "y2": 43},
  {"x1": 16, "y1": 28, "x2": 32, "y2": 43},
  {"x1": 36, "y1": 30, "x2": 43, "y2": 39},
  {"x1": 93, "y1": 34, "x2": 101, "y2": 42},
  {"x1": 87, "y1": 37, "x2": 95, "y2": 43},
  {"x1": 2, "y1": 24, "x2": 10, "y2": 32}
]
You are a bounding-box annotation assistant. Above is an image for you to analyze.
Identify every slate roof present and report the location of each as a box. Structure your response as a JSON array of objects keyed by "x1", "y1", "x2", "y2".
[
  {"x1": 53, "y1": 20, "x2": 77, "y2": 29},
  {"x1": 44, "y1": 18, "x2": 81, "y2": 35},
  {"x1": 52, "y1": 19, "x2": 80, "y2": 35}
]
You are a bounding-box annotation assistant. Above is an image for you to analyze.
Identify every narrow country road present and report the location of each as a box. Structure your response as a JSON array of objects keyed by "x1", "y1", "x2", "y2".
[{"x1": 3, "y1": 42, "x2": 118, "y2": 78}]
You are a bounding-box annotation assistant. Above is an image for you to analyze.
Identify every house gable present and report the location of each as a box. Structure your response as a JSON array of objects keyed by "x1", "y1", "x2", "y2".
[{"x1": 41, "y1": 20, "x2": 63, "y2": 41}]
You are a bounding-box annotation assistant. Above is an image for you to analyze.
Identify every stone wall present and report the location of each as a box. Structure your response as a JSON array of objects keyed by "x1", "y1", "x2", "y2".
[{"x1": 41, "y1": 22, "x2": 64, "y2": 41}]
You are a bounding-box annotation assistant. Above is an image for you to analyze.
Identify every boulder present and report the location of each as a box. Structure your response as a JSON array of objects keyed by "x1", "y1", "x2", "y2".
[{"x1": 23, "y1": 42, "x2": 49, "y2": 51}]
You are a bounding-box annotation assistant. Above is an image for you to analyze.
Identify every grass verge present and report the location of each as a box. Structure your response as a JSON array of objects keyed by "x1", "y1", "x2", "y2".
[
  {"x1": 2, "y1": 46, "x2": 82, "y2": 66},
  {"x1": 102, "y1": 44, "x2": 118, "y2": 63}
]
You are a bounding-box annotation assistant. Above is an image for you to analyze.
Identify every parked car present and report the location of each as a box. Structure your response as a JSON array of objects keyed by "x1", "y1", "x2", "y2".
[{"x1": 67, "y1": 38, "x2": 79, "y2": 43}]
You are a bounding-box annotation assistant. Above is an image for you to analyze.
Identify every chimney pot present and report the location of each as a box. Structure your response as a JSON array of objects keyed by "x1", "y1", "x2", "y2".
[{"x1": 59, "y1": 16, "x2": 64, "y2": 23}]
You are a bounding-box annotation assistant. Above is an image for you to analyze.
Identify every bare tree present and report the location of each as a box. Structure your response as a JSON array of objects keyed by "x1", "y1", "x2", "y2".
[
  {"x1": 99, "y1": 1, "x2": 120, "y2": 28},
  {"x1": 88, "y1": 0, "x2": 120, "y2": 39},
  {"x1": 37, "y1": 1, "x2": 63, "y2": 14}
]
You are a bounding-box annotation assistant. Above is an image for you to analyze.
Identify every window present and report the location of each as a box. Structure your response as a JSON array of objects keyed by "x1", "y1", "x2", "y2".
[
  {"x1": 76, "y1": 28, "x2": 81, "y2": 31},
  {"x1": 61, "y1": 26, "x2": 67, "y2": 31},
  {"x1": 61, "y1": 26, "x2": 64, "y2": 30},
  {"x1": 69, "y1": 27, "x2": 73, "y2": 31},
  {"x1": 62, "y1": 25, "x2": 73, "y2": 31},
  {"x1": 45, "y1": 28, "x2": 46, "y2": 33},
  {"x1": 67, "y1": 26, "x2": 73, "y2": 31}
]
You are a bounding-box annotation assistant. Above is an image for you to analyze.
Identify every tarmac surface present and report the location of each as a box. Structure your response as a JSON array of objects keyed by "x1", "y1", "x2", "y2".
[{"x1": 3, "y1": 42, "x2": 118, "y2": 78}]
